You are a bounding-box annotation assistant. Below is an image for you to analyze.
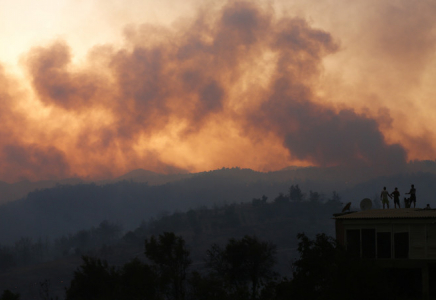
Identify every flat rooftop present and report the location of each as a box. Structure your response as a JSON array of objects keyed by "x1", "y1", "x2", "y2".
[{"x1": 334, "y1": 208, "x2": 436, "y2": 220}]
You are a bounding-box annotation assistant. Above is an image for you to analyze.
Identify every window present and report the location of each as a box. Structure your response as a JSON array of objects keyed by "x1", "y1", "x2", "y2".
[
  {"x1": 377, "y1": 232, "x2": 391, "y2": 258},
  {"x1": 346, "y1": 229, "x2": 361, "y2": 257},
  {"x1": 394, "y1": 232, "x2": 409, "y2": 258},
  {"x1": 362, "y1": 229, "x2": 376, "y2": 258}
]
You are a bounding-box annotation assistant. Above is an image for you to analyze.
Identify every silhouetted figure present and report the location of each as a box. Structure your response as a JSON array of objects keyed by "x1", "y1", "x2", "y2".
[
  {"x1": 391, "y1": 187, "x2": 400, "y2": 208},
  {"x1": 380, "y1": 187, "x2": 391, "y2": 209},
  {"x1": 342, "y1": 202, "x2": 351, "y2": 212},
  {"x1": 425, "y1": 204, "x2": 431, "y2": 210},
  {"x1": 406, "y1": 184, "x2": 416, "y2": 208},
  {"x1": 404, "y1": 197, "x2": 411, "y2": 208}
]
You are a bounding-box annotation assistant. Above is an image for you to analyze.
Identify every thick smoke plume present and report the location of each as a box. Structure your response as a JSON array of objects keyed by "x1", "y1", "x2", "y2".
[{"x1": 0, "y1": 0, "x2": 434, "y2": 182}]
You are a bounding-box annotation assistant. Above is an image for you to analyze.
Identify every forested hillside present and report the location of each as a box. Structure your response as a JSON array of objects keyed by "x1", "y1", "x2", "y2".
[
  {"x1": 0, "y1": 168, "x2": 338, "y2": 244},
  {"x1": 0, "y1": 186, "x2": 343, "y2": 299},
  {"x1": 2, "y1": 166, "x2": 436, "y2": 245}
]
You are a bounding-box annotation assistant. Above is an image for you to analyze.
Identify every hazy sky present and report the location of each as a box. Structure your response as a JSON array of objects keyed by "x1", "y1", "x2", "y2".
[{"x1": 0, "y1": 0, "x2": 435, "y2": 182}]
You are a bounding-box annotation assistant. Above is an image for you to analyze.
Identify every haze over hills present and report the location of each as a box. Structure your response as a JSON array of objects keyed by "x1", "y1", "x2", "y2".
[
  {"x1": 0, "y1": 169, "x2": 192, "y2": 205},
  {"x1": 1, "y1": 163, "x2": 436, "y2": 299},
  {"x1": 0, "y1": 190, "x2": 342, "y2": 300},
  {"x1": 0, "y1": 178, "x2": 86, "y2": 205},
  {"x1": 1, "y1": 159, "x2": 436, "y2": 205},
  {"x1": 1, "y1": 162, "x2": 436, "y2": 245}
]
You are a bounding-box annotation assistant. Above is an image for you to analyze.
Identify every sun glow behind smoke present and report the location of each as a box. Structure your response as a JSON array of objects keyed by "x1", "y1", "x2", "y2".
[{"x1": 0, "y1": 0, "x2": 436, "y2": 182}]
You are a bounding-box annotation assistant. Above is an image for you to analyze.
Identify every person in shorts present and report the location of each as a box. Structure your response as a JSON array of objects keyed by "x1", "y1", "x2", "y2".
[
  {"x1": 391, "y1": 187, "x2": 400, "y2": 208},
  {"x1": 406, "y1": 184, "x2": 416, "y2": 208},
  {"x1": 380, "y1": 187, "x2": 392, "y2": 209}
]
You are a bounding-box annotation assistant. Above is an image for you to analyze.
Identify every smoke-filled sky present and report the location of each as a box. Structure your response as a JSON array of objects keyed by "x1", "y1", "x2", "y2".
[{"x1": 0, "y1": 0, "x2": 435, "y2": 183}]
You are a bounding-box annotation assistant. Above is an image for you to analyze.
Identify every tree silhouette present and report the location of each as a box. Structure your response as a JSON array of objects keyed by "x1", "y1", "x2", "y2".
[
  {"x1": 289, "y1": 185, "x2": 304, "y2": 202},
  {"x1": 309, "y1": 190, "x2": 321, "y2": 203},
  {"x1": 285, "y1": 233, "x2": 401, "y2": 300},
  {"x1": 0, "y1": 246, "x2": 16, "y2": 270},
  {"x1": 117, "y1": 258, "x2": 160, "y2": 300},
  {"x1": 39, "y1": 279, "x2": 58, "y2": 300},
  {"x1": 188, "y1": 271, "x2": 229, "y2": 300},
  {"x1": 273, "y1": 193, "x2": 289, "y2": 204},
  {"x1": 96, "y1": 220, "x2": 122, "y2": 245},
  {"x1": 65, "y1": 256, "x2": 118, "y2": 300},
  {"x1": 14, "y1": 237, "x2": 32, "y2": 266},
  {"x1": 0, "y1": 290, "x2": 20, "y2": 300},
  {"x1": 252, "y1": 195, "x2": 268, "y2": 206},
  {"x1": 206, "y1": 235, "x2": 277, "y2": 300},
  {"x1": 65, "y1": 255, "x2": 160, "y2": 300},
  {"x1": 145, "y1": 232, "x2": 191, "y2": 300}
]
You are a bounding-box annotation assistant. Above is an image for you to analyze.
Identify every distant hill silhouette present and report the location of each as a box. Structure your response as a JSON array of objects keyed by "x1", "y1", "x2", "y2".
[
  {"x1": 0, "y1": 178, "x2": 85, "y2": 204},
  {"x1": 1, "y1": 164, "x2": 436, "y2": 244},
  {"x1": 1, "y1": 160, "x2": 436, "y2": 204},
  {"x1": 0, "y1": 167, "x2": 329, "y2": 244},
  {"x1": 100, "y1": 168, "x2": 193, "y2": 185},
  {"x1": 0, "y1": 169, "x2": 190, "y2": 204}
]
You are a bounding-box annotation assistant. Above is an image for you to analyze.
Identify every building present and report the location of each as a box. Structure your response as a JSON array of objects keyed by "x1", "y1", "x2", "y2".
[{"x1": 334, "y1": 208, "x2": 436, "y2": 299}]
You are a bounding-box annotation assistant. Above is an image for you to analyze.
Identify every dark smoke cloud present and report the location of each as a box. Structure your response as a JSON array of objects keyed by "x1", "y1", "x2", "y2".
[
  {"x1": 283, "y1": 109, "x2": 407, "y2": 168},
  {"x1": 239, "y1": 6, "x2": 407, "y2": 171},
  {"x1": 1, "y1": 144, "x2": 70, "y2": 181},
  {"x1": 26, "y1": 42, "x2": 101, "y2": 110},
  {"x1": 0, "y1": 1, "x2": 417, "y2": 182}
]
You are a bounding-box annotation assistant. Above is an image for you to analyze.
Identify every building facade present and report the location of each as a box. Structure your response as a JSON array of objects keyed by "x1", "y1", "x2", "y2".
[{"x1": 334, "y1": 208, "x2": 436, "y2": 299}]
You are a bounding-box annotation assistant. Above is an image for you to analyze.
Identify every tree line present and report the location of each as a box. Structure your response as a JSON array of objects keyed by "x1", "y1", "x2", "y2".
[
  {"x1": 0, "y1": 170, "x2": 346, "y2": 245},
  {"x1": 0, "y1": 220, "x2": 122, "y2": 270},
  {"x1": 0, "y1": 185, "x2": 342, "y2": 272},
  {"x1": 2, "y1": 231, "x2": 410, "y2": 300}
]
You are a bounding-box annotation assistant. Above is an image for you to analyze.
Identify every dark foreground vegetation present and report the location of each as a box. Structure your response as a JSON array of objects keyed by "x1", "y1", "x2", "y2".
[
  {"x1": 1, "y1": 232, "x2": 412, "y2": 300},
  {"x1": 0, "y1": 184, "x2": 416, "y2": 299},
  {"x1": 0, "y1": 173, "x2": 306, "y2": 244},
  {"x1": 0, "y1": 185, "x2": 342, "y2": 272},
  {"x1": 0, "y1": 185, "x2": 340, "y2": 272},
  {"x1": 0, "y1": 185, "x2": 344, "y2": 299}
]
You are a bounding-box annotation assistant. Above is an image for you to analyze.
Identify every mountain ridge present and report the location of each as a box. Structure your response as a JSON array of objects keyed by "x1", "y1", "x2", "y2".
[{"x1": 1, "y1": 161, "x2": 435, "y2": 205}]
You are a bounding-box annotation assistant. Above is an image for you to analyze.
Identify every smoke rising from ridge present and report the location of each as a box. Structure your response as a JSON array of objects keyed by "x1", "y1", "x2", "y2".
[{"x1": 0, "y1": 0, "x2": 435, "y2": 182}]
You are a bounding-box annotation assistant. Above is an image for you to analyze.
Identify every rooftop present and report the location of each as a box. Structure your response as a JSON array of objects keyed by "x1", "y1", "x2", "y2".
[{"x1": 334, "y1": 208, "x2": 436, "y2": 220}]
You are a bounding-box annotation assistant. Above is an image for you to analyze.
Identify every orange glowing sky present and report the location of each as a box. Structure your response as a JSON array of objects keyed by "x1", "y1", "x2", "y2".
[{"x1": 0, "y1": 0, "x2": 435, "y2": 183}]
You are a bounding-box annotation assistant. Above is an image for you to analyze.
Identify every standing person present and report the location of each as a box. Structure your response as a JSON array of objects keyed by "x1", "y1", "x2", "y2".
[
  {"x1": 391, "y1": 187, "x2": 401, "y2": 208},
  {"x1": 406, "y1": 184, "x2": 417, "y2": 208},
  {"x1": 380, "y1": 187, "x2": 391, "y2": 209}
]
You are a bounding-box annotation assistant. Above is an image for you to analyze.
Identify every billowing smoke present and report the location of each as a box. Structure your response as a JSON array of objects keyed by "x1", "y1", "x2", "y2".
[{"x1": 0, "y1": 0, "x2": 433, "y2": 182}]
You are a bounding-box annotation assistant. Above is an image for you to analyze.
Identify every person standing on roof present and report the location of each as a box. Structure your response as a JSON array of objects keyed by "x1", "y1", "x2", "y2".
[
  {"x1": 380, "y1": 187, "x2": 392, "y2": 209},
  {"x1": 406, "y1": 184, "x2": 417, "y2": 208},
  {"x1": 391, "y1": 187, "x2": 400, "y2": 208}
]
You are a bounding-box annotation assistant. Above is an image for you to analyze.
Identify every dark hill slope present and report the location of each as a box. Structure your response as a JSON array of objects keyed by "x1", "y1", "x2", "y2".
[
  {"x1": 0, "y1": 197, "x2": 342, "y2": 300},
  {"x1": 0, "y1": 170, "x2": 295, "y2": 244},
  {"x1": 1, "y1": 167, "x2": 436, "y2": 245}
]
